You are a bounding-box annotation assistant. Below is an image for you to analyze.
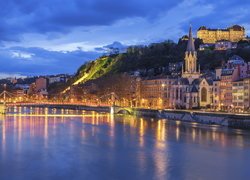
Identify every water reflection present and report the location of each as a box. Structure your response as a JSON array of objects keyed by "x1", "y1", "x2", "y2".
[{"x1": 0, "y1": 107, "x2": 249, "y2": 180}]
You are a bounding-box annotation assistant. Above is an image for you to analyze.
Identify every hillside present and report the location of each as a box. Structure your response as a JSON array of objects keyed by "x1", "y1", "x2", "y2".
[{"x1": 55, "y1": 39, "x2": 250, "y2": 94}]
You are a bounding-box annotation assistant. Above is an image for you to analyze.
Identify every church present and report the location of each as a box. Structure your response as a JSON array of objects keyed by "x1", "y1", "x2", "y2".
[{"x1": 170, "y1": 26, "x2": 213, "y2": 109}]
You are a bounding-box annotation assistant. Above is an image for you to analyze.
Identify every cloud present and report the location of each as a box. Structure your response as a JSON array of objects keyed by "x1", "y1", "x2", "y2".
[
  {"x1": 0, "y1": 46, "x2": 102, "y2": 76},
  {"x1": 0, "y1": 0, "x2": 179, "y2": 43},
  {"x1": 11, "y1": 51, "x2": 34, "y2": 59},
  {"x1": 0, "y1": 0, "x2": 249, "y2": 76}
]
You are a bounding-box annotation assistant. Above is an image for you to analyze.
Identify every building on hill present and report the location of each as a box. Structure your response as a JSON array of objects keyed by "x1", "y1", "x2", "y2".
[
  {"x1": 47, "y1": 74, "x2": 70, "y2": 84},
  {"x1": 215, "y1": 40, "x2": 237, "y2": 50},
  {"x1": 35, "y1": 77, "x2": 47, "y2": 92},
  {"x1": 199, "y1": 43, "x2": 214, "y2": 51},
  {"x1": 197, "y1": 25, "x2": 245, "y2": 44}
]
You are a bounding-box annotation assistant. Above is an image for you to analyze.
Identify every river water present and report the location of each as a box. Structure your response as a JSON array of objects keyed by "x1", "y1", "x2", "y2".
[{"x1": 0, "y1": 107, "x2": 250, "y2": 180}]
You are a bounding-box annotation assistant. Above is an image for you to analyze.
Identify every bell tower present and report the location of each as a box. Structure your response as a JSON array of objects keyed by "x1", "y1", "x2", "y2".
[{"x1": 182, "y1": 25, "x2": 200, "y2": 82}]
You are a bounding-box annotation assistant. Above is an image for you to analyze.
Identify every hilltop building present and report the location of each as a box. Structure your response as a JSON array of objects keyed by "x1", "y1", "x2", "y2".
[{"x1": 197, "y1": 25, "x2": 245, "y2": 44}]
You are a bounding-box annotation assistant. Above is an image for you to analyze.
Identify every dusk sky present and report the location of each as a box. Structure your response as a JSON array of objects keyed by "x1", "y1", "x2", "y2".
[{"x1": 0, "y1": 0, "x2": 250, "y2": 77}]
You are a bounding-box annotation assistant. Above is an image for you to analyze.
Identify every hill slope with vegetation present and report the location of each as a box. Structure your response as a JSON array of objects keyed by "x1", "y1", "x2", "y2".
[{"x1": 51, "y1": 39, "x2": 250, "y2": 94}]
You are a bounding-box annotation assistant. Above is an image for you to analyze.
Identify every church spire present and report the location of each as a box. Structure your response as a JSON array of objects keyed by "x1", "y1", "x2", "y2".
[
  {"x1": 186, "y1": 25, "x2": 195, "y2": 52},
  {"x1": 182, "y1": 25, "x2": 200, "y2": 81}
]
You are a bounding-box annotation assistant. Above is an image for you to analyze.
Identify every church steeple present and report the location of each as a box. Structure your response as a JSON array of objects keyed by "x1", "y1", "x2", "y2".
[
  {"x1": 182, "y1": 25, "x2": 200, "y2": 81},
  {"x1": 186, "y1": 25, "x2": 195, "y2": 52}
]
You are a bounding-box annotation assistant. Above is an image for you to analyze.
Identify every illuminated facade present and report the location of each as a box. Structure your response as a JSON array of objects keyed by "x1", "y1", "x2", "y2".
[
  {"x1": 243, "y1": 78, "x2": 250, "y2": 110},
  {"x1": 138, "y1": 77, "x2": 173, "y2": 109},
  {"x1": 232, "y1": 80, "x2": 244, "y2": 111},
  {"x1": 214, "y1": 55, "x2": 250, "y2": 111},
  {"x1": 197, "y1": 25, "x2": 245, "y2": 44}
]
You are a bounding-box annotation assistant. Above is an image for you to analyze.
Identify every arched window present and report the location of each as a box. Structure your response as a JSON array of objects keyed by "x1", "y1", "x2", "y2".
[{"x1": 201, "y1": 87, "x2": 207, "y2": 102}]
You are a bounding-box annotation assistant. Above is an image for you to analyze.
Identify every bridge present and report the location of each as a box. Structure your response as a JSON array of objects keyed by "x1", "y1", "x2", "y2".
[
  {"x1": 112, "y1": 106, "x2": 133, "y2": 115},
  {"x1": 6, "y1": 102, "x2": 135, "y2": 115},
  {"x1": 0, "y1": 84, "x2": 16, "y2": 114}
]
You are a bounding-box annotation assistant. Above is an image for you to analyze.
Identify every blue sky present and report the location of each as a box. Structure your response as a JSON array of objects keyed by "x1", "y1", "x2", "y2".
[{"x1": 0, "y1": 0, "x2": 249, "y2": 77}]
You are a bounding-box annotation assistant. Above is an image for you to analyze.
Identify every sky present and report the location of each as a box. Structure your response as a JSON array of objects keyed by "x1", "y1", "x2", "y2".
[{"x1": 0, "y1": 0, "x2": 249, "y2": 77}]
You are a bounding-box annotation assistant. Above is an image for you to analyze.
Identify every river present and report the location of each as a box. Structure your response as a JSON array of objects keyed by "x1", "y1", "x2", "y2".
[{"x1": 0, "y1": 107, "x2": 249, "y2": 180}]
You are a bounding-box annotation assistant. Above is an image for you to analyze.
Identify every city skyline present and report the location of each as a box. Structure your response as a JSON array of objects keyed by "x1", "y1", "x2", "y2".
[
  {"x1": 0, "y1": 1, "x2": 249, "y2": 179},
  {"x1": 0, "y1": 0, "x2": 249, "y2": 76}
]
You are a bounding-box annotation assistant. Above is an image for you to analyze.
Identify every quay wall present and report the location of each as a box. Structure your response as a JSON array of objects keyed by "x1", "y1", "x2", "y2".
[{"x1": 133, "y1": 108, "x2": 250, "y2": 129}]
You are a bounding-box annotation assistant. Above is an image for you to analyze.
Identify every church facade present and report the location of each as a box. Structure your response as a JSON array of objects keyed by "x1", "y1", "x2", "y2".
[{"x1": 170, "y1": 26, "x2": 212, "y2": 109}]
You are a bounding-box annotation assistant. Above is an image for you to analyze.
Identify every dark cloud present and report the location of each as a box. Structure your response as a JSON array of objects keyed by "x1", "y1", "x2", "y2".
[
  {"x1": 0, "y1": 0, "x2": 249, "y2": 76},
  {"x1": 0, "y1": 0, "x2": 178, "y2": 42},
  {"x1": 0, "y1": 47, "x2": 101, "y2": 75}
]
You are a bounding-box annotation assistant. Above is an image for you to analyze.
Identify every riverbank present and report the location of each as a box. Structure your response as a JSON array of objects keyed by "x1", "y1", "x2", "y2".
[
  {"x1": 133, "y1": 108, "x2": 250, "y2": 129},
  {"x1": 9, "y1": 103, "x2": 250, "y2": 129}
]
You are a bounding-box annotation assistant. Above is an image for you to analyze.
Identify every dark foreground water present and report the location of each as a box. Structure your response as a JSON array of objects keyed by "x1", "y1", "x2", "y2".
[{"x1": 0, "y1": 107, "x2": 250, "y2": 180}]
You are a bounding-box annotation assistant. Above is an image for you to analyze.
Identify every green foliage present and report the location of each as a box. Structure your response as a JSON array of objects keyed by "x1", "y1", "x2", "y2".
[
  {"x1": 72, "y1": 55, "x2": 119, "y2": 85},
  {"x1": 68, "y1": 39, "x2": 250, "y2": 89}
]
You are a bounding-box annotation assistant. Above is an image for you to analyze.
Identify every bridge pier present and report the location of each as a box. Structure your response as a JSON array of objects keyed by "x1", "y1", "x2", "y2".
[{"x1": 110, "y1": 106, "x2": 114, "y2": 115}]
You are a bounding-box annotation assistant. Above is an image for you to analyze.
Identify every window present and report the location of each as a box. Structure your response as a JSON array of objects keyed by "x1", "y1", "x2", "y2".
[
  {"x1": 176, "y1": 88, "x2": 179, "y2": 100},
  {"x1": 201, "y1": 87, "x2": 207, "y2": 102}
]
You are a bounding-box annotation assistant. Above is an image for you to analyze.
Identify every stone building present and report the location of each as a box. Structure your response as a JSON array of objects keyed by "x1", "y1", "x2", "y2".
[
  {"x1": 197, "y1": 25, "x2": 245, "y2": 44},
  {"x1": 35, "y1": 77, "x2": 47, "y2": 92},
  {"x1": 138, "y1": 77, "x2": 173, "y2": 109},
  {"x1": 243, "y1": 78, "x2": 250, "y2": 111},
  {"x1": 232, "y1": 80, "x2": 244, "y2": 111},
  {"x1": 212, "y1": 80, "x2": 221, "y2": 109},
  {"x1": 215, "y1": 40, "x2": 237, "y2": 50},
  {"x1": 215, "y1": 55, "x2": 250, "y2": 110}
]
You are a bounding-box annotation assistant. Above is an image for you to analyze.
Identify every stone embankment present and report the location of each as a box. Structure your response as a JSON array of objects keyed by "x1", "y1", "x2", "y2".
[{"x1": 134, "y1": 108, "x2": 250, "y2": 129}]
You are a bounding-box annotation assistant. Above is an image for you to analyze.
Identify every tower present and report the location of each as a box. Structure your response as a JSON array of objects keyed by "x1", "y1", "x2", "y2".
[{"x1": 182, "y1": 25, "x2": 200, "y2": 82}]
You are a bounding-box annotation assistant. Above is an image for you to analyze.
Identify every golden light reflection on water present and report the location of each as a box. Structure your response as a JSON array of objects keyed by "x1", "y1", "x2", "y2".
[
  {"x1": 156, "y1": 120, "x2": 166, "y2": 149},
  {"x1": 0, "y1": 106, "x2": 248, "y2": 174}
]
